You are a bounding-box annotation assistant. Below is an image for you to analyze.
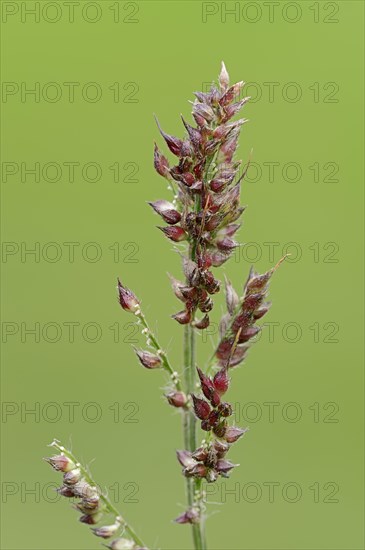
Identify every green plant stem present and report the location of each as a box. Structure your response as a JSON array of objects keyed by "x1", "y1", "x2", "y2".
[
  {"x1": 180, "y1": 149, "x2": 219, "y2": 550},
  {"x1": 182, "y1": 191, "x2": 208, "y2": 549},
  {"x1": 184, "y1": 324, "x2": 197, "y2": 451},
  {"x1": 183, "y1": 324, "x2": 194, "y2": 531},
  {"x1": 183, "y1": 323, "x2": 206, "y2": 550},
  {"x1": 49, "y1": 440, "x2": 146, "y2": 549}
]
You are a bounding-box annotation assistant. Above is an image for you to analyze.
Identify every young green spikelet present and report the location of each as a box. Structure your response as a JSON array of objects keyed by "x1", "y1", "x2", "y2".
[{"x1": 44, "y1": 440, "x2": 147, "y2": 550}]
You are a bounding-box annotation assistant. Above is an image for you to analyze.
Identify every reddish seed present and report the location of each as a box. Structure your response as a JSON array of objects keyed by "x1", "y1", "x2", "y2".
[
  {"x1": 201, "y1": 419, "x2": 211, "y2": 432},
  {"x1": 176, "y1": 450, "x2": 195, "y2": 468},
  {"x1": 181, "y1": 172, "x2": 196, "y2": 186},
  {"x1": 213, "y1": 368, "x2": 230, "y2": 394},
  {"x1": 174, "y1": 508, "x2": 200, "y2": 524},
  {"x1": 238, "y1": 326, "x2": 260, "y2": 343},
  {"x1": 196, "y1": 368, "x2": 215, "y2": 401},
  {"x1": 218, "y1": 402, "x2": 233, "y2": 417},
  {"x1": 224, "y1": 426, "x2": 248, "y2": 443},
  {"x1": 153, "y1": 142, "x2": 170, "y2": 178},
  {"x1": 166, "y1": 391, "x2": 187, "y2": 408},
  {"x1": 208, "y1": 409, "x2": 220, "y2": 427},
  {"x1": 213, "y1": 439, "x2": 230, "y2": 457},
  {"x1": 210, "y1": 391, "x2": 221, "y2": 408},
  {"x1": 149, "y1": 200, "x2": 181, "y2": 225},
  {"x1": 216, "y1": 237, "x2": 237, "y2": 252},
  {"x1": 192, "y1": 395, "x2": 211, "y2": 420},
  {"x1": 185, "y1": 463, "x2": 207, "y2": 478},
  {"x1": 117, "y1": 279, "x2": 140, "y2": 313},
  {"x1": 192, "y1": 447, "x2": 209, "y2": 462},
  {"x1": 57, "y1": 485, "x2": 75, "y2": 497},
  {"x1": 253, "y1": 305, "x2": 270, "y2": 320},
  {"x1": 158, "y1": 225, "x2": 187, "y2": 242},
  {"x1": 155, "y1": 116, "x2": 183, "y2": 156},
  {"x1": 44, "y1": 455, "x2": 75, "y2": 472},
  {"x1": 243, "y1": 292, "x2": 263, "y2": 312},
  {"x1": 216, "y1": 459, "x2": 237, "y2": 474},
  {"x1": 194, "y1": 314, "x2": 210, "y2": 330},
  {"x1": 172, "y1": 309, "x2": 192, "y2": 325},
  {"x1": 134, "y1": 348, "x2": 161, "y2": 369},
  {"x1": 213, "y1": 421, "x2": 227, "y2": 438}
]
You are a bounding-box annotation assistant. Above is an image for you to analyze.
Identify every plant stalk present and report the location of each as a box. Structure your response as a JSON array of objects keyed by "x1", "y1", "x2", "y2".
[
  {"x1": 182, "y1": 186, "x2": 208, "y2": 549},
  {"x1": 183, "y1": 323, "x2": 206, "y2": 550}
]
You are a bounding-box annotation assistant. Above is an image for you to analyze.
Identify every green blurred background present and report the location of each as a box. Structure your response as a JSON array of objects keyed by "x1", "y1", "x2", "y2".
[{"x1": 1, "y1": 1, "x2": 364, "y2": 548}]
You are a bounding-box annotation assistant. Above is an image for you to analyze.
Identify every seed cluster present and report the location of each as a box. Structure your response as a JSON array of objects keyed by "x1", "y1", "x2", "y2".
[
  {"x1": 173, "y1": 361, "x2": 245, "y2": 518},
  {"x1": 172, "y1": 260, "x2": 285, "y2": 523},
  {"x1": 215, "y1": 262, "x2": 284, "y2": 368},
  {"x1": 115, "y1": 63, "x2": 285, "y2": 532},
  {"x1": 44, "y1": 444, "x2": 147, "y2": 550},
  {"x1": 152, "y1": 62, "x2": 250, "y2": 329}
]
